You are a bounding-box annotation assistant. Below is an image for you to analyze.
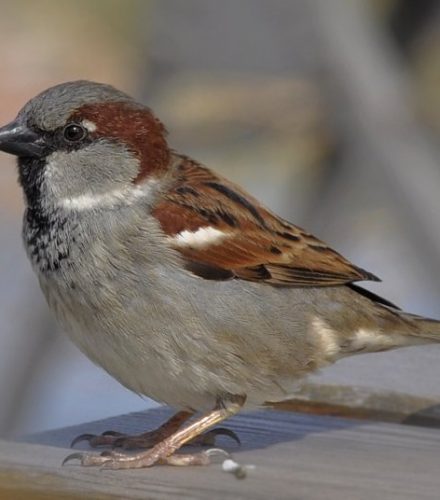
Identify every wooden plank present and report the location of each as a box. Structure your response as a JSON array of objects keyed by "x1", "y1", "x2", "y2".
[
  {"x1": 270, "y1": 384, "x2": 440, "y2": 428},
  {"x1": 2, "y1": 407, "x2": 440, "y2": 499}
]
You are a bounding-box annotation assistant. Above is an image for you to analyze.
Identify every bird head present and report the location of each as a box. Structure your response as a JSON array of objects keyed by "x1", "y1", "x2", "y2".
[{"x1": 0, "y1": 80, "x2": 170, "y2": 210}]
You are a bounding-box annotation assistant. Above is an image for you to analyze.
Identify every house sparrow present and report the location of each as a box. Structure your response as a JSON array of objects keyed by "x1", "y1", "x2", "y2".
[{"x1": 1, "y1": 80, "x2": 439, "y2": 469}]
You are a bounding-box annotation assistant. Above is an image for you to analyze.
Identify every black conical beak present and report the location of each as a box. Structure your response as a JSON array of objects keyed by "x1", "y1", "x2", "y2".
[{"x1": 0, "y1": 120, "x2": 46, "y2": 158}]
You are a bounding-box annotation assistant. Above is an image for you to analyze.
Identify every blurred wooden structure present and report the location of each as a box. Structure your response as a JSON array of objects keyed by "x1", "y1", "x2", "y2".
[
  {"x1": 1, "y1": 0, "x2": 440, "y2": 445},
  {"x1": 2, "y1": 406, "x2": 440, "y2": 499}
]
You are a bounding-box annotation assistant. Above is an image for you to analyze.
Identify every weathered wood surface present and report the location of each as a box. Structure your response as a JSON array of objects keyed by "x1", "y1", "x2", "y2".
[
  {"x1": 1, "y1": 407, "x2": 440, "y2": 499},
  {"x1": 274, "y1": 384, "x2": 440, "y2": 428}
]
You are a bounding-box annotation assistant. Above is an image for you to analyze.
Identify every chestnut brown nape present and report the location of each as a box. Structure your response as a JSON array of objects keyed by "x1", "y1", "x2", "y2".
[{"x1": 72, "y1": 102, "x2": 170, "y2": 183}]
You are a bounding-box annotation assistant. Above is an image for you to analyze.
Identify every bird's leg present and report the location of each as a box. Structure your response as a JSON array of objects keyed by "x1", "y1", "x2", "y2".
[
  {"x1": 71, "y1": 408, "x2": 240, "y2": 450},
  {"x1": 64, "y1": 395, "x2": 245, "y2": 469}
]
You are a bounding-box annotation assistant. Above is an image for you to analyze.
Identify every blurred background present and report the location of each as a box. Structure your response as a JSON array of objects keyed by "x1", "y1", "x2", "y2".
[{"x1": 1, "y1": 0, "x2": 440, "y2": 437}]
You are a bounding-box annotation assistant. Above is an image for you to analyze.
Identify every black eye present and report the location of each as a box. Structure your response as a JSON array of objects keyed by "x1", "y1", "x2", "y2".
[{"x1": 63, "y1": 124, "x2": 87, "y2": 142}]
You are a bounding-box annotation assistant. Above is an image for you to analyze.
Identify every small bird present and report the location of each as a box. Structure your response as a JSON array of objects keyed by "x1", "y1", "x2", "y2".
[{"x1": 0, "y1": 80, "x2": 439, "y2": 469}]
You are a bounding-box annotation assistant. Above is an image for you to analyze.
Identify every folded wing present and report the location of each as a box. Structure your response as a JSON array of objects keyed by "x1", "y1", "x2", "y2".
[{"x1": 152, "y1": 156, "x2": 378, "y2": 287}]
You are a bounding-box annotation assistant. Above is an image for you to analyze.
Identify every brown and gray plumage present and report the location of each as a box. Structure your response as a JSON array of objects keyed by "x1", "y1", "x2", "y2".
[{"x1": 0, "y1": 80, "x2": 439, "y2": 469}]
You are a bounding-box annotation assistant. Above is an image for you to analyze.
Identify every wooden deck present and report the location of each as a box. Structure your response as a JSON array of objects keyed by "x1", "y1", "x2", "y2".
[{"x1": 1, "y1": 406, "x2": 440, "y2": 499}]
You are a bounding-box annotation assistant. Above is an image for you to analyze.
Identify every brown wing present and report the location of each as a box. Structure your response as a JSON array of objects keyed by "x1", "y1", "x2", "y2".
[{"x1": 152, "y1": 155, "x2": 379, "y2": 286}]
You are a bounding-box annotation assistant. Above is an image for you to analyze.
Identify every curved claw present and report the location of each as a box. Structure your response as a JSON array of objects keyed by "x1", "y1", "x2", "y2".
[
  {"x1": 205, "y1": 447, "x2": 231, "y2": 458},
  {"x1": 208, "y1": 428, "x2": 241, "y2": 446},
  {"x1": 194, "y1": 427, "x2": 241, "y2": 447},
  {"x1": 70, "y1": 430, "x2": 127, "y2": 449},
  {"x1": 62, "y1": 452, "x2": 84, "y2": 466},
  {"x1": 70, "y1": 433, "x2": 94, "y2": 448}
]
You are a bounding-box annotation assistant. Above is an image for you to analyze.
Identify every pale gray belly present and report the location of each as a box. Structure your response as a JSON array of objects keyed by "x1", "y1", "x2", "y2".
[{"x1": 37, "y1": 262, "x2": 345, "y2": 411}]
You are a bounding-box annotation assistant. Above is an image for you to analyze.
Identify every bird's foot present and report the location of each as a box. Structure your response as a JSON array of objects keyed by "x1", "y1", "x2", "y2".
[
  {"x1": 71, "y1": 426, "x2": 239, "y2": 450},
  {"x1": 63, "y1": 446, "x2": 229, "y2": 469},
  {"x1": 70, "y1": 406, "x2": 240, "y2": 451},
  {"x1": 70, "y1": 410, "x2": 193, "y2": 449},
  {"x1": 66, "y1": 397, "x2": 245, "y2": 469}
]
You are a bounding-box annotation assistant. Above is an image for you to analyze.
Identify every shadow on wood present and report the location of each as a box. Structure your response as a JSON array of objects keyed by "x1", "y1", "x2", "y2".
[{"x1": 0, "y1": 407, "x2": 439, "y2": 499}]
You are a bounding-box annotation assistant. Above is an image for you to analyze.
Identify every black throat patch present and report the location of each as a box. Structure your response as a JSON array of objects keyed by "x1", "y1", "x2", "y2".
[{"x1": 19, "y1": 157, "x2": 73, "y2": 273}]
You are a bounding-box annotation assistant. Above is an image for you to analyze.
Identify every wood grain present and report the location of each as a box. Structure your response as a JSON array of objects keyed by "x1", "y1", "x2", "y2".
[{"x1": 0, "y1": 407, "x2": 439, "y2": 499}]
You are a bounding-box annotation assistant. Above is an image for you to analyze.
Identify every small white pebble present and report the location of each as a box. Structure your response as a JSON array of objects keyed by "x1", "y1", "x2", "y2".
[
  {"x1": 222, "y1": 458, "x2": 255, "y2": 479},
  {"x1": 222, "y1": 458, "x2": 240, "y2": 473}
]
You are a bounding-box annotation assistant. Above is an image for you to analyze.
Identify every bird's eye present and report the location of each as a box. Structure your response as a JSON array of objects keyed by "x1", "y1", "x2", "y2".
[{"x1": 63, "y1": 124, "x2": 87, "y2": 142}]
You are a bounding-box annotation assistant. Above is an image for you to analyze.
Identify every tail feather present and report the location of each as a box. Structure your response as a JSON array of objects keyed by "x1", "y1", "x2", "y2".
[
  {"x1": 399, "y1": 312, "x2": 440, "y2": 343},
  {"x1": 350, "y1": 284, "x2": 440, "y2": 347},
  {"x1": 327, "y1": 286, "x2": 440, "y2": 359},
  {"x1": 338, "y1": 308, "x2": 440, "y2": 358}
]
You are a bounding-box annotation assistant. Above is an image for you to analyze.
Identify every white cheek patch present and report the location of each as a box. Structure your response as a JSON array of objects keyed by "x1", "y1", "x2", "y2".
[
  {"x1": 172, "y1": 227, "x2": 229, "y2": 248},
  {"x1": 58, "y1": 179, "x2": 158, "y2": 211},
  {"x1": 60, "y1": 190, "x2": 130, "y2": 210},
  {"x1": 81, "y1": 119, "x2": 97, "y2": 133}
]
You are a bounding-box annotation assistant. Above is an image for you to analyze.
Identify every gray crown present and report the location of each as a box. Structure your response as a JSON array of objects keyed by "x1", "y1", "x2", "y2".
[{"x1": 18, "y1": 80, "x2": 136, "y2": 131}]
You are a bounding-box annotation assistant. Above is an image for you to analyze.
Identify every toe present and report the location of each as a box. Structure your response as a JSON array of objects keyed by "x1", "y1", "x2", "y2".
[
  {"x1": 62, "y1": 451, "x2": 111, "y2": 467},
  {"x1": 70, "y1": 430, "x2": 127, "y2": 448}
]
